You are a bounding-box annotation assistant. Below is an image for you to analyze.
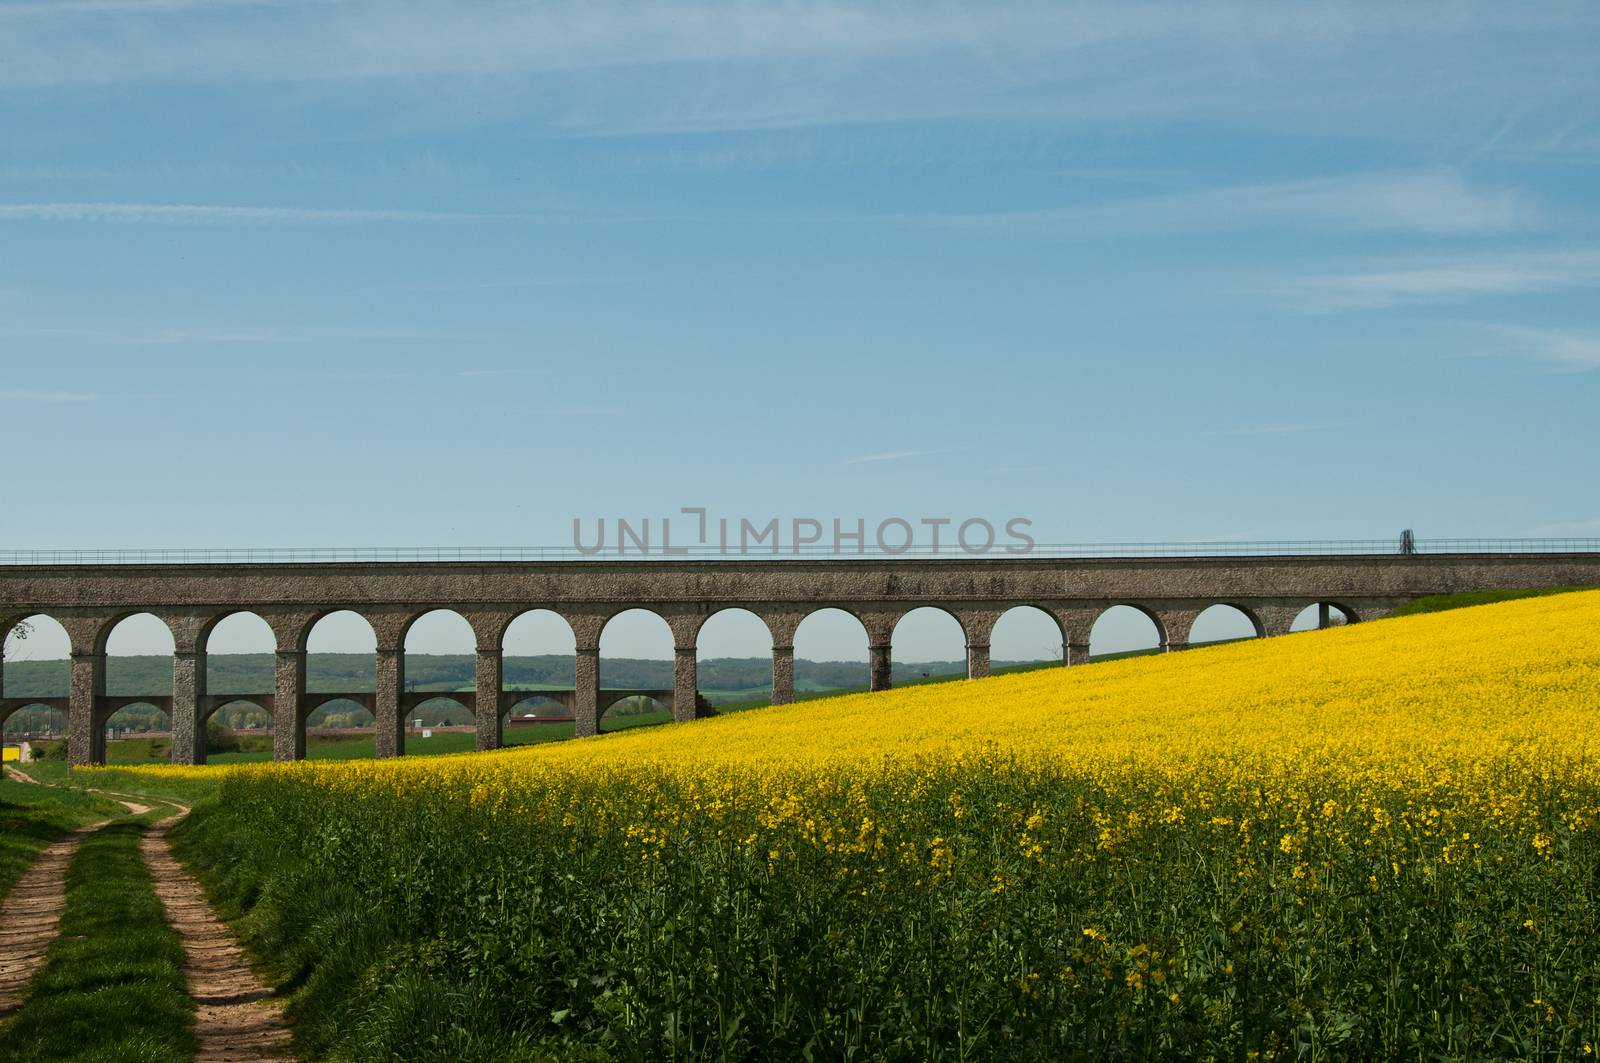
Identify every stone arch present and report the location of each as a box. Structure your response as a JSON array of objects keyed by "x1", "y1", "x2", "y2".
[
  {"x1": 599, "y1": 608, "x2": 674, "y2": 684},
  {"x1": 101, "y1": 699, "x2": 172, "y2": 748},
  {"x1": 792, "y1": 607, "x2": 872, "y2": 696},
  {"x1": 205, "y1": 696, "x2": 273, "y2": 729},
  {"x1": 303, "y1": 693, "x2": 377, "y2": 734},
  {"x1": 695, "y1": 608, "x2": 773, "y2": 708},
  {"x1": 200, "y1": 612, "x2": 274, "y2": 724},
  {"x1": 491, "y1": 609, "x2": 579, "y2": 747},
  {"x1": 1, "y1": 699, "x2": 66, "y2": 737},
  {"x1": 1089, "y1": 604, "x2": 1166, "y2": 659},
  {"x1": 3, "y1": 612, "x2": 72, "y2": 671},
  {"x1": 503, "y1": 609, "x2": 577, "y2": 662},
  {"x1": 1292, "y1": 602, "x2": 1359, "y2": 632},
  {"x1": 400, "y1": 608, "x2": 475, "y2": 655},
  {"x1": 401, "y1": 609, "x2": 475, "y2": 728},
  {"x1": 990, "y1": 605, "x2": 1067, "y2": 671},
  {"x1": 891, "y1": 607, "x2": 969, "y2": 686},
  {"x1": 303, "y1": 610, "x2": 377, "y2": 688},
  {"x1": 1187, "y1": 603, "x2": 1266, "y2": 646},
  {"x1": 3, "y1": 615, "x2": 72, "y2": 736},
  {"x1": 96, "y1": 613, "x2": 176, "y2": 760},
  {"x1": 301, "y1": 613, "x2": 378, "y2": 750},
  {"x1": 405, "y1": 693, "x2": 475, "y2": 730},
  {"x1": 202, "y1": 610, "x2": 274, "y2": 655},
  {"x1": 599, "y1": 693, "x2": 673, "y2": 732},
  {"x1": 505, "y1": 691, "x2": 567, "y2": 716},
  {"x1": 98, "y1": 610, "x2": 175, "y2": 657}
]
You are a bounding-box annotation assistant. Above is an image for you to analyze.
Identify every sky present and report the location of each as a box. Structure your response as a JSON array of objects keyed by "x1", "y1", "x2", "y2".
[{"x1": 2, "y1": 1, "x2": 1598, "y2": 662}]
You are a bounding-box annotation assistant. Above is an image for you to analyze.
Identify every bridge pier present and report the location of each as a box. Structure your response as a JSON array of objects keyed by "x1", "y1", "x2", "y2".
[
  {"x1": 170, "y1": 650, "x2": 205, "y2": 766},
  {"x1": 374, "y1": 646, "x2": 405, "y2": 759},
  {"x1": 1156, "y1": 608, "x2": 1201, "y2": 653},
  {"x1": 274, "y1": 649, "x2": 306, "y2": 761},
  {"x1": 672, "y1": 647, "x2": 697, "y2": 723},
  {"x1": 771, "y1": 643, "x2": 795, "y2": 705},
  {"x1": 966, "y1": 641, "x2": 990, "y2": 680},
  {"x1": 67, "y1": 650, "x2": 104, "y2": 767},
  {"x1": 475, "y1": 648, "x2": 503, "y2": 751},
  {"x1": 574, "y1": 644, "x2": 599, "y2": 738},
  {"x1": 868, "y1": 643, "x2": 892, "y2": 692}
]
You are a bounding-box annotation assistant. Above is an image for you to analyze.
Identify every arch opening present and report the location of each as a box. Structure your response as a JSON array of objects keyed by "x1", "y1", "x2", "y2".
[
  {"x1": 891, "y1": 608, "x2": 968, "y2": 685},
  {"x1": 101, "y1": 614, "x2": 175, "y2": 753},
  {"x1": 1189, "y1": 604, "x2": 1263, "y2": 646},
  {"x1": 404, "y1": 610, "x2": 476, "y2": 727},
  {"x1": 990, "y1": 606, "x2": 1065, "y2": 673},
  {"x1": 599, "y1": 609, "x2": 673, "y2": 689},
  {"x1": 2, "y1": 703, "x2": 66, "y2": 739},
  {"x1": 501, "y1": 609, "x2": 577, "y2": 722},
  {"x1": 696, "y1": 608, "x2": 772, "y2": 710},
  {"x1": 102, "y1": 703, "x2": 172, "y2": 760},
  {"x1": 599, "y1": 694, "x2": 672, "y2": 734},
  {"x1": 792, "y1": 608, "x2": 870, "y2": 697},
  {"x1": 304, "y1": 613, "x2": 377, "y2": 745},
  {"x1": 203, "y1": 698, "x2": 274, "y2": 758},
  {"x1": 505, "y1": 693, "x2": 566, "y2": 718},
  {"x1": 3, "y1": 613, "x2": 71, "y2": 668},
  {"x1": 1089, "y1": 605, "x2": 1164, "y2": 659},
  {"x1": 1292, "y1": 603, "x2": 1354, "y2": 632},
  {"x1": 3, "y1": 615, "x2": 71, "y2": 740},
  {"x1": 204, "y1": 611, "x2": 275, "y2": 712}
]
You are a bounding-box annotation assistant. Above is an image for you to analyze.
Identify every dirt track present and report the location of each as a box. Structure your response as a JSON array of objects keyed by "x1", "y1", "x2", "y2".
[{"x1": 3, "y1": 773, "x2": 297, "y2": 1060}]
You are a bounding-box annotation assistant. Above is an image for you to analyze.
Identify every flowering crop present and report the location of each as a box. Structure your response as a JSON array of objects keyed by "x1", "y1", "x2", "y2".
[{"x1": 148, "y1": 592, "x2": 1600, "y2": 1061}]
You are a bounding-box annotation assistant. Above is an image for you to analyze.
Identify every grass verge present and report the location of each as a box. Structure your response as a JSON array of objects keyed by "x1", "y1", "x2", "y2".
[
  {"x1": 1386, "y1": 586, "x2": 1592, "y2": 617},
  {"x1": 0, "y1": 818, "x2": 194, "y2": 1063},
  {"x1": 0, "y1": 776, "x2": 122, "y2": 904}
]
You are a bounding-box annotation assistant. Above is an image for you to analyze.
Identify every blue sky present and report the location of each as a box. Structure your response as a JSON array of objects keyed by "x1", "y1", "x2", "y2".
[{"x1": 3, "y1": 1, "x2": 1599, "y2": 660}]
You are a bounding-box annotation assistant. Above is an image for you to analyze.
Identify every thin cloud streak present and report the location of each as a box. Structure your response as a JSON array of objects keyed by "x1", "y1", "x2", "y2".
[
  {"x1": 0, "y1": 2, "x2": 1593, "y2": 155},
  {"x1": 1261, "y1": 250, "x2": 1600, "y2": 311},
  {"x1": 1486, "y1": 325, "x2": 1600, "y2": 372},
  {"x1": 932, "y1": 170, "x2": 1533, "y2": 238},
  {"x1": 0, "y1": 202, "x2": 536, "y2": 225},
  {"x1": 843, "y1": 448, "x2": 963, "y2": 465},
  {"x1": 2, "y1": 323, "x2": 461, "y2": 345},
  {"x1": 1202, "y1": 423, "x2": 1336, "y2": 436}
]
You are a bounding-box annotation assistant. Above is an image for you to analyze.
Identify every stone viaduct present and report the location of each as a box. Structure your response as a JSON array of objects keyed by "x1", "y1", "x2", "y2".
[{"x1": 2, "y1": 551, "x2": 1597, "y2": 766}]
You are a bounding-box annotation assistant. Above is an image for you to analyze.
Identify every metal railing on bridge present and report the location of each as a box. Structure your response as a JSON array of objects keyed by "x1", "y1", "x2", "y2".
[{"x1": 1, "y1": 539, "x2": 1599, "y2": 565}]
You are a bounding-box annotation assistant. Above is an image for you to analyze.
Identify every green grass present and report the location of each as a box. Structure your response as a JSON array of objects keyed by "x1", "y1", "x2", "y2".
[
  {"x1": 0, "y1": 777, "x2": 123, "y2": 904},
  {"x1": 0, "y1": 818, "x2": 193, "y2": 1063},
  {"x1": 1387, "y1": 586, "x2": 1592, "y2": 618}
]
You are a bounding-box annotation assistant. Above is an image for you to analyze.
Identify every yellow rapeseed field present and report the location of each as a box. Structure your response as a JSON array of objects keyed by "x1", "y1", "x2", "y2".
[{"x1": 143, "y1": 591, "x2": 1600, "y2": 1060}]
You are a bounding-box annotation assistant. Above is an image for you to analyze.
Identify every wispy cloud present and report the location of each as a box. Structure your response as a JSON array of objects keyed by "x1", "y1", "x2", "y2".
[
  {"x1": 0, "y1": 388, "x2": 101, "y2": 403},
  {"x1": 3, "y1": 323, "x2": 459, "y2": 345},
  {"x1": 1261, "y1": 250, "x2": 1600, "y2": 311},
  {"x1": 1202, "y1": 423, "x2": 1336, "y2": 436},
  {"x1": 936, "y1": 170, "x2": 1533, "y2": 238},
  {"x1": 0, "y1": 202, "x2": 534, "y2": 225},
  {"x1": 1485, "y1": 325, "x2": 1600, "y2": 372},
  {"x1": 843, "y1": 447, "x2": 962, "y2": 465},
  {"x1": 0, "y1": 3, "x2": 1592, "y2": 151}
]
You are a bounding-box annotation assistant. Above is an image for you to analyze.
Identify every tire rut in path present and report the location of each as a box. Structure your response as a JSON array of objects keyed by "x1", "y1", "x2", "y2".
[
  {"x1": 0, "y1": 820, "x2": 109, "y2": 1016},
  {"x1": 140, "y1": 810, "x2": 296, "y2": 1062}
]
